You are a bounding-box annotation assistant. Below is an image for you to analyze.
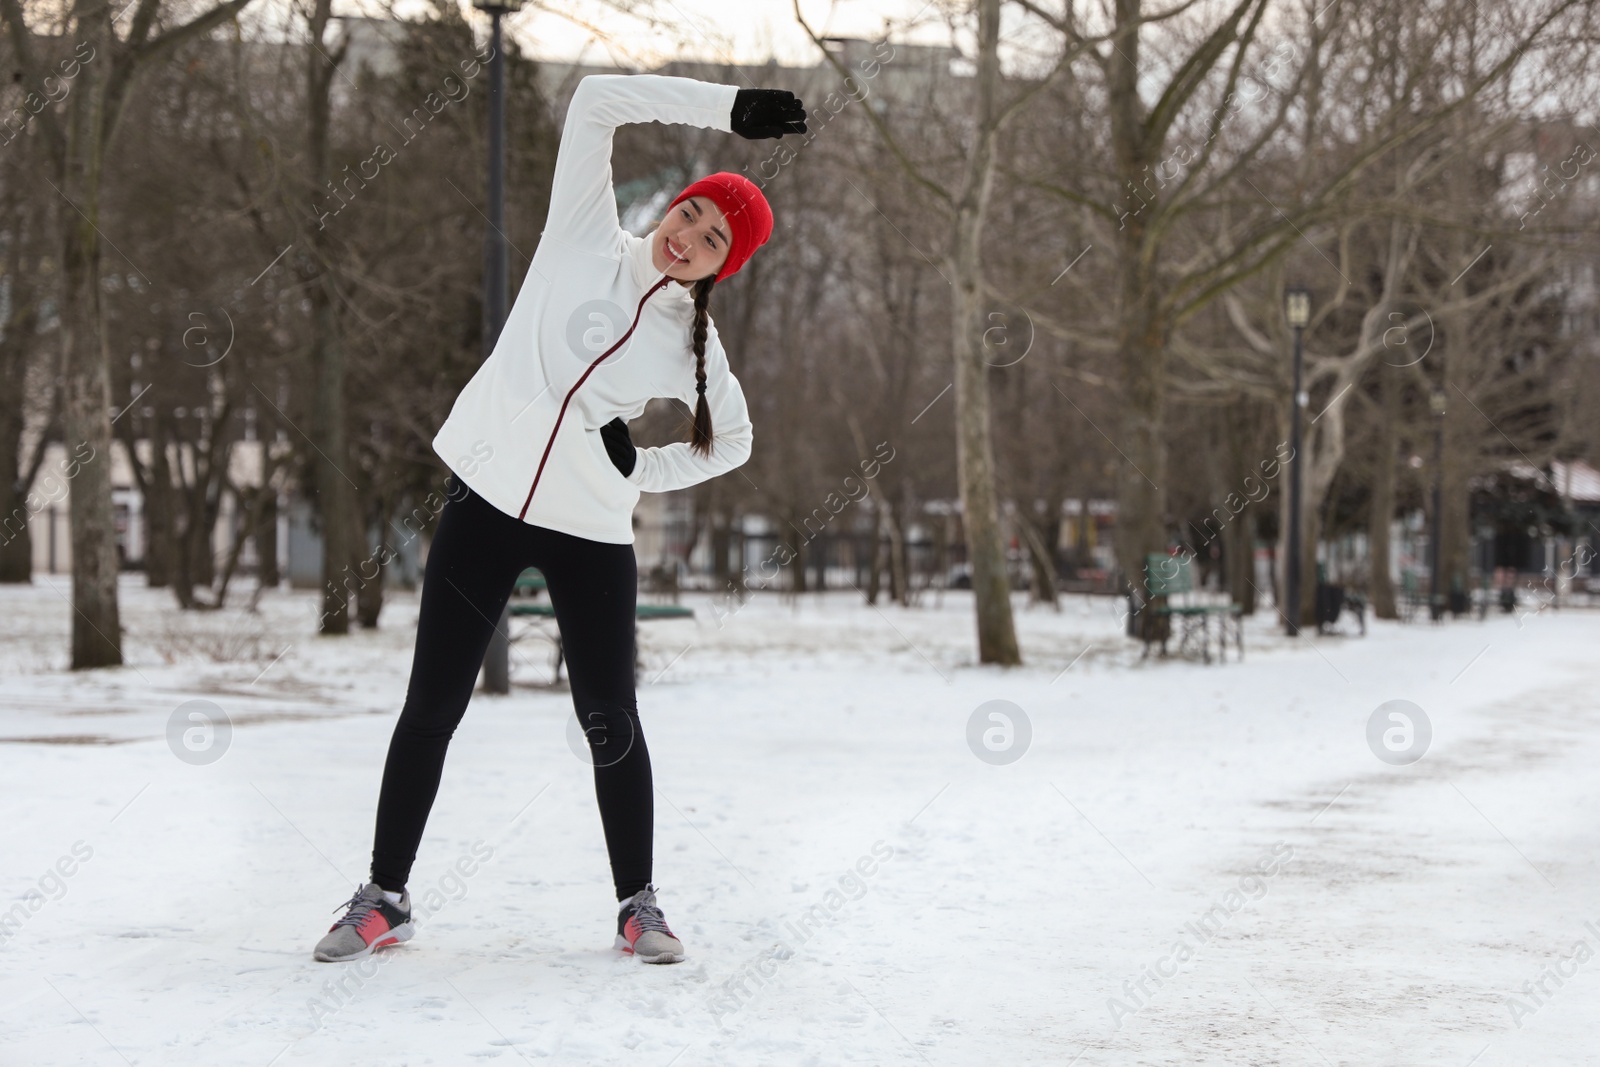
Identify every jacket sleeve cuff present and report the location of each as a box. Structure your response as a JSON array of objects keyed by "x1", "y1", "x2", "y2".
[{"x1": 625, "y1": 450, "x2": 652, "y2": 488}]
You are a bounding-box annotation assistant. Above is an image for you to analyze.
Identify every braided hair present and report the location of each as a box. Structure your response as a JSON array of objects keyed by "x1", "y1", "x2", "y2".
[{"x1": 688, "y1": 275, "x2": 715, "y2": 458}]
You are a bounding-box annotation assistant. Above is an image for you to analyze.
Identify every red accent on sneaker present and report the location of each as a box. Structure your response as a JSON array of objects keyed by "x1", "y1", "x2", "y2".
[
  {"x1": 622, "y1": 914, "x2": 674, "y2": 947},
  {"x1": 356, "y1": 911, "x2": 392, "y2": 944},
  {"x1": 327, "y1": 909, "x2": 393, "y2": 946}
]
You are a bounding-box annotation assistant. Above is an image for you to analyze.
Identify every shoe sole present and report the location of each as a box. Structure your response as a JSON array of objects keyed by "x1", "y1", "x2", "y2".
[
  {"x1": 613, "y1": 933, "x2": 684, "y2": 964},
  {"x1": 314, "y1": 921, "x2": 415, "y2": 963}
]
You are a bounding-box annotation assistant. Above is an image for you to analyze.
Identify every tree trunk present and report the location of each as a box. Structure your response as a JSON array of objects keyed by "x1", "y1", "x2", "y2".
[
  {"x1": 351, "y1": 487, "x2": 386, "y2": 628},
  {"x1": 306, "y1": 0, "x2": 356, "y2": 636},
  {"x1": 809, "y1": 526, "x2": 826, "y2": 593},
  {"x1": 58, "y1": 128, "x2": 122, "y2": 664},
  {"x1": 947, "y1": 0, "x2": 1020, "y2": 665},
  {"x1": 866, "y1": 502, "x2": 887, "y2": 605},
  {"x1": 256, "y1": 488, "x2": 280, "y2": 589},
  {"x1": 728, "y1": 513, "x2": 746, "y2": 597},
  {"x1": 1226, "y1": 506, "x2": 1257, "y2": 614},
  {"x1": 1368, "y1": 366, "x2": 1399, "y2": 619},
  {"x1": 0, "y1": 208, "x2": 39, "y2": 584},
  {"x1": 787, "y1": 509, "x2": 809, "y2": 594},
  {"x1": 950, "y1": 252, "x2": 1014, "y2": 642},
  {"x1": 932, "y1": 508, "x2": 950, "y2": 605},
  {"x1": 709, "y1": 479, "x2": 732, "y2": 589},
  {"x1": 1302, "y1": 491, "x2": 1322, "y2": 628},
  {"x1": 1105, "y1": 0, "x2": 1168, "y2": 623},
  {"x1": 1017, "y1": 505, "x2": 1060, "y2": 609},
  {"x1": 171, "y1": 440, "x2": 203, "y2": 611},
  {"x1": 215, "y1": 469, "x2": 278, "y2": 609},
  {"x1": 887, "y1": 487, "x2": 909, "y2": 605},
  {"x1": 355, "y1": 532, "x2": 386, "y2": 627},
  {"x1": 0, "y1": 436, "x2": 29, "y2": 584},
  {"x1": 1039, "y1": 496, "x2": 1063, "y2": 588},
  {"x1": 1438, "y1": 342, "x2": 1472, "y2": 614},
  {"x1": 1074, "y1": 454, "x2": 1096, "y2": 574},
  {"x1": 196, "y1": 485, "x2": 218, "y2": 589},
  {"x1": 1219, "y1": 398, "x2": 1256, "y2": 613},
  {"x1": 169, "y1": 397, "x2": 233, "y2": 609},
  {"x1": 1113, "y1": 257, "x2": 1169, "y2": 615},
  {"x1": 144, "y1": 427, "x2": 175, "y2": 588},
  {"x1": 1277, "y1": 444, "x2": 1322, "y2": 630}
]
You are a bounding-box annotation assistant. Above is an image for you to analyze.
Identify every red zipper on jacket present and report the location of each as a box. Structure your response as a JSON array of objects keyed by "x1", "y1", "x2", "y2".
[{"x1": 517, "y1": 274, "x2": 673, "y2": 521}]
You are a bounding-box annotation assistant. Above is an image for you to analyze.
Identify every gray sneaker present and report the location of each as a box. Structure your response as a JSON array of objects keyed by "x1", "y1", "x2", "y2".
[
  {"x1": 614, "y1": 884, "x2": 685, "y2": 963},
  {"x1": 313, "y1": 882, "x2": 414, "y2": 962}
]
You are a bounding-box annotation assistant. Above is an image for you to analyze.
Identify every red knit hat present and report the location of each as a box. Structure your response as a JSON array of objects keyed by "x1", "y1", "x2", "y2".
[{"x1": 665, "y1": 172, "x2": 773, "y2": 282}]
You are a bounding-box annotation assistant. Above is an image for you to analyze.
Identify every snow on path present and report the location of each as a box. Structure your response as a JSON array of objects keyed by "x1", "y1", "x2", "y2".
[{"x1": 2, "y1": 575, "x2": 1598, "y2": 1065}]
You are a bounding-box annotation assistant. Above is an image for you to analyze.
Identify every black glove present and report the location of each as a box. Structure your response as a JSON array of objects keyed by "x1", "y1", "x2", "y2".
[
  {"x1": 600, "y1": 417, "x2": 636, "y2": 477},
  {"x1": 731, "y1": 88, "x2": 807, "y2": 139}
]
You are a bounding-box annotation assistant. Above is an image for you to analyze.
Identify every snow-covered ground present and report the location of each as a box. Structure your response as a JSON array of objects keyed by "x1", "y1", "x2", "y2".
[{"x1": 3, "y1": 574, "x2": 1599, "y2": 1065}]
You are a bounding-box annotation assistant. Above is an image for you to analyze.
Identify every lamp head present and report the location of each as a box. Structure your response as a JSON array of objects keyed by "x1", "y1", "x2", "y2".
[{"x1": 1284, "y1": 286, "x2": 1311, "y2": 329}]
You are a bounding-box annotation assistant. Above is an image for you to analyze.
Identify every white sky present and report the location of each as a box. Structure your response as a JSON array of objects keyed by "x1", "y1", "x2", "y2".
[{"x1": 344, "y1": 0, "x2": 957, "y2": 68}]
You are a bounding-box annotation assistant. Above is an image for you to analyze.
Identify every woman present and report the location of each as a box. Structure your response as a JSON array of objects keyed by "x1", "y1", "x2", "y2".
[{"x1": 312, "y1": 73, "x2": 805, "y2": 966}]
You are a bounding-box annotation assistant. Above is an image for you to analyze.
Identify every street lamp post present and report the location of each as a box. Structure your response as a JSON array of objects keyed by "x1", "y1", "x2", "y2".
[
  {"x1": 474, "y1": 0, "x2": 522, "y2": 694},
  {"x1": 1284, "y1": 286, "x2": 1311, "y2": 637},
  {"x1": 1429, "y1": 386, "x2": 1447, "y2": 622}
]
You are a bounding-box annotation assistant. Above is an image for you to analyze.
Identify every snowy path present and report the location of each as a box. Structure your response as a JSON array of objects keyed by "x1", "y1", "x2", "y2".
[{"x1": 2, "y1": 576, "x2": 1598, "y2": 1065}]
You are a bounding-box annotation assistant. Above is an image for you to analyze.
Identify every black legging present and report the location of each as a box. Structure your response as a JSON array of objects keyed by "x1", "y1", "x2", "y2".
[{"x1": 369, "y1": 474, "x2": 652, "y2": 902}]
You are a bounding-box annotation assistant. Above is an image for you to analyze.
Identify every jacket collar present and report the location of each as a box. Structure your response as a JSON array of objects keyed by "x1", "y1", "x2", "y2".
[{"x1": 628, "y1": 230, "x2": 695, "y2": 306}]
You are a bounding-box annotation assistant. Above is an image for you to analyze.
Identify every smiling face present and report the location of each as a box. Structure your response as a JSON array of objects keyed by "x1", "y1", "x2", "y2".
[{"x1": 651, "y1": 196, "x2": 731, "y2": 283}]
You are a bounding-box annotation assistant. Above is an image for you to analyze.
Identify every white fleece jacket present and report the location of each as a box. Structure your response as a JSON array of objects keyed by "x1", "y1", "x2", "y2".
[{"x1": 430, "y1": 73, "x2": 753, "y2": 545}]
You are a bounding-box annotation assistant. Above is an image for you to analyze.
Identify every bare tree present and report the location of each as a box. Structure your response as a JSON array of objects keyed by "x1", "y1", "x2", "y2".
[
  {"x1": 796, "y1": 0, "x2": 1081, "y2": 664},
  {"x1": 1004, "y1": 0, "x2": 1585, "y2": 634},
  {"x1": 0, "y1": 90, "x2": 54, "y2": 583},
  {"x1": 0, "y1": 0, "x2": 256, "y2": 666}
]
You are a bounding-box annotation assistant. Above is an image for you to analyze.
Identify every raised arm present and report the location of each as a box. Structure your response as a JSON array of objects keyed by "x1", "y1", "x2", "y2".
[
  {"x1": 625, "y1": 325, "x2": 752, "y2": 493},
  {"x1": 543, "y1": 74, "x2": 740, "y2": 256}
]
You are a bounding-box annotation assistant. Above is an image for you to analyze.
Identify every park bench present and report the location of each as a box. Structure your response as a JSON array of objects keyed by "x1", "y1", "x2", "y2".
[
  {"x1": 1139, "y1": 553, "x2": 1243, "y2": 665},
  {"x1": 1398, "y1": 568, "x2": 1478, "y2": 622},
  {"x1": 507, "y1": 568, "x2": 693, "y2": 685},
  {"x1": 1315, "y1": 566, "x2": 1367, "y2": 636},
  {"x1": 1398, "y1": 569, "x2": 1425, "y2": 623}
]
